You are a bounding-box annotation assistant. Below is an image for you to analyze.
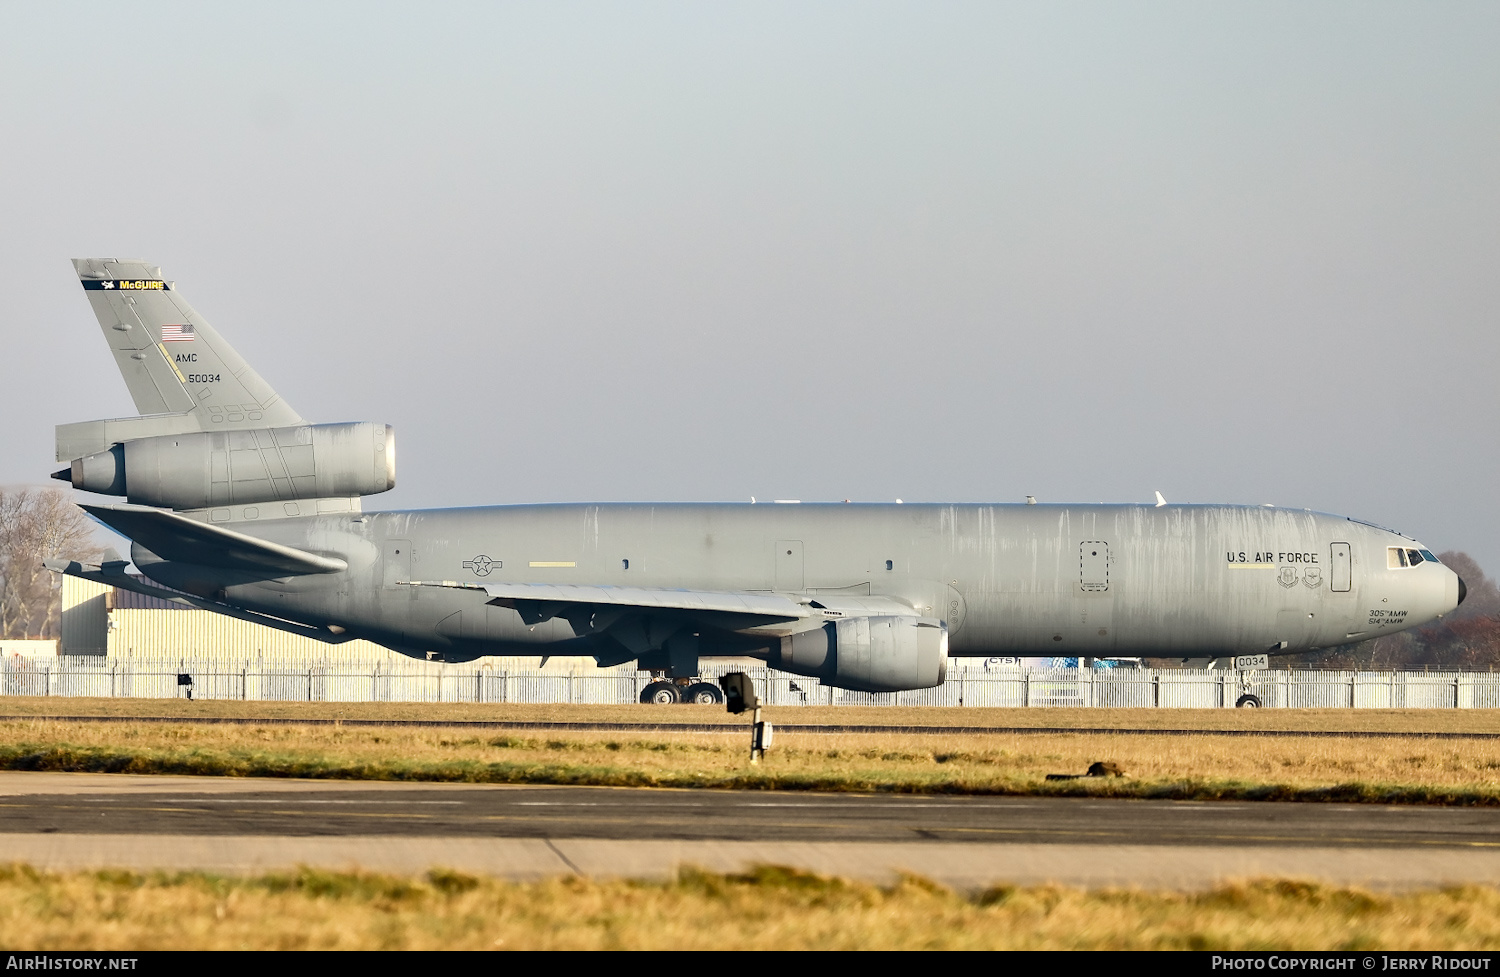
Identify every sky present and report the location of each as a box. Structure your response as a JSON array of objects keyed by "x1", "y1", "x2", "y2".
[{"x1": 1, "y1": 2, "x2": 1498, "y2": 572}]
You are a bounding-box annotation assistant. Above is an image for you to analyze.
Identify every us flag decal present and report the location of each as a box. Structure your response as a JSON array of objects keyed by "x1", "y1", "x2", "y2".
[{"x1": 161, "y1": 324, "x2": 195, "y2": 342}]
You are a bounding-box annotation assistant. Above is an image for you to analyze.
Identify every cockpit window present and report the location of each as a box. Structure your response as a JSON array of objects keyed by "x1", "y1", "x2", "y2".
[
  {"x1": 1389, "y1": 547, "x2": 1430, "y2": 569},
  {"x1": 1420, "y1": 549, "x2": 1440, "y2": 563}
]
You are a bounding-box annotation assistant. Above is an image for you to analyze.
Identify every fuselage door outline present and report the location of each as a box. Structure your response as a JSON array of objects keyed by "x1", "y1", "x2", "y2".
[{"x1": 1331, "y1": 542, "x2": 1352, "y2": 592}]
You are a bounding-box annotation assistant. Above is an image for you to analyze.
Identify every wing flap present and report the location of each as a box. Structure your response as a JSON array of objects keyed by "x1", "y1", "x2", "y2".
[
  {"x1": 405, "y1": 580, "x2": 807, "y2": 628},
  {"x1": 81, "y1": 503, "x2": 346, "y2": 575}
]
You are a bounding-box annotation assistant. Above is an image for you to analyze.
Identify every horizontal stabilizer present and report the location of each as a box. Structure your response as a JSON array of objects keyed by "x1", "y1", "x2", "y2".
[
  {"x1": 404, "y1": 580, "x2": 807, "y2": 627},
  {"x1": 80, "y1": 503, "x2": 347, "y2": 575},
  {"x1": 44, "y1": 557, "x2": 355, "y2": 643}
]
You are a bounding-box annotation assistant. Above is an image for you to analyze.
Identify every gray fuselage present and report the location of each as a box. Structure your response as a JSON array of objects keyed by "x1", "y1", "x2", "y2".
[{"x1": 134, "y1": 502, "x2": 1462, "y2": 663}]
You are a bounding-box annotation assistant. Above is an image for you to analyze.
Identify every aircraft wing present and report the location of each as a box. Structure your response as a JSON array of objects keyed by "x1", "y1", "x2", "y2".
[
  {"x1": 404, "y1": 580, "x2": 808, "y2": 628},
  {"x1": 81, "y1": 503, "x2": 347, "y2": 575}
]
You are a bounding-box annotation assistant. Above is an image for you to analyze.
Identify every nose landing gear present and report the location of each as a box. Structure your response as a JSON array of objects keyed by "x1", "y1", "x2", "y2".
[{"x1": 1235, "y1": 665, "x2": 1263, "y2": 708}]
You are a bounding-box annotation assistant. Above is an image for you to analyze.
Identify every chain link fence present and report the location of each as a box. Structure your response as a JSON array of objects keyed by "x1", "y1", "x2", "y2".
[{"x1": 1, "y1": 658, "x2": 1498, "y2": 708}]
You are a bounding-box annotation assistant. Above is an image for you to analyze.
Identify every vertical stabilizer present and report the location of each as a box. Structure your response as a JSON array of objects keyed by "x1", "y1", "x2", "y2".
[{"x1": 71, "y1": 258, "x2": 303, "y2": 427}]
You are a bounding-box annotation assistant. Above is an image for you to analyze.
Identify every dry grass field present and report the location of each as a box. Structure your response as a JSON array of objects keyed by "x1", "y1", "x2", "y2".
[
  {"x1": 4, "y1": 696, "x2": 1500, "y2": 732},
  {"x1": 0, "y1": 864, "x2": 1497, "y2": 950},
  {"x1": 0, "y1": 703, "x2": 1498, "y2": 801}
]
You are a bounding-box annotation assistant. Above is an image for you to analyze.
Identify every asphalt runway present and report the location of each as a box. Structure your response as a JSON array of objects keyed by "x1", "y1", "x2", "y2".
[
  {"x1": 1, "y1": 772, "x2": 1500, "y2": 889},
  {"x1": 3, "y1": 775, "x2": 1500, "y2": 848}
]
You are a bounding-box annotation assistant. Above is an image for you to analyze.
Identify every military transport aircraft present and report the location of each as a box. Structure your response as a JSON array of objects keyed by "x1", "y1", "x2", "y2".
[{"x1": 47, "y1": 259, "x2": 1464, "y2": 703}]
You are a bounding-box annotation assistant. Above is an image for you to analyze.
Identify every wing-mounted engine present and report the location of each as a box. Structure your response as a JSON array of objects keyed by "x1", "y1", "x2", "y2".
[
  {"x1": 767, "y1": 614, "x2": 948, "y2": 692},
  {"x1": 57, "y1": 421, "x2": 395, "y2": 510},
  {"x1": 402, "y1": 581, "x2": 949, "y2": 692}
]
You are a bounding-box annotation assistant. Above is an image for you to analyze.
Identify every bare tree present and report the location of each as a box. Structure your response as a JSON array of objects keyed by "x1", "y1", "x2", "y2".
[
  {"x1": 0, "y1": 487, "x2": 102, "y2": 639},
  {"x1": 1437, "y1": 551, "x2": 1500, "y2": 620}
]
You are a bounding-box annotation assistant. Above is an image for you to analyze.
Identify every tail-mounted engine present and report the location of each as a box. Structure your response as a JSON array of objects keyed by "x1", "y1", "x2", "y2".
[{"x1": 57, "y1": 421, "x2": 395, "y2": 511}]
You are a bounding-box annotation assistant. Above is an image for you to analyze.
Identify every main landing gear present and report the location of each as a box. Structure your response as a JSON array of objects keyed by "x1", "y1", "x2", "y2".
[{"x1": 639, "y1": 676, "x2": 724, "y2": 705}]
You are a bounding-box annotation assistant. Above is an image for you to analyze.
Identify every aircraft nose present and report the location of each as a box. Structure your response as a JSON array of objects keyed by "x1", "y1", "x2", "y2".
[{"x1": 1458, "y1": 575, "x2": 1468, "y2": 606}]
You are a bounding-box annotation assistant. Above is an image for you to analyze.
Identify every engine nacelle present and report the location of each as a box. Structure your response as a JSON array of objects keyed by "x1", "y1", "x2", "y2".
[
  {"x1": 66, "y1": 422, "x2": 395, "y2": 510},
  {"x1": 766, "y1": 615, "x2": 948, "y2": 692}
]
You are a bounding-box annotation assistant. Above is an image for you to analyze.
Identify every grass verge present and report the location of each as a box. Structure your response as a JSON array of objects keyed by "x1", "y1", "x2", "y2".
[
  {"x1": 4, "y1": 719, "x2": 1500, "y2": 804},
  {"x1": 0, "y1": 863, "x2": 1496, "y2": 949},
  {"x1": 5, "y1": 697, "x2": 1500, "y2": 733}
]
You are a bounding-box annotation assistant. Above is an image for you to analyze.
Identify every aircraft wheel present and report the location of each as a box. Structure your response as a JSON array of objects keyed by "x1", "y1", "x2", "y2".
[
  {"x1": 1235, "y1": 694, "x2": 1262, "y2": 708},
  {"x1": 641, "y1": 682, "x2": 682, "y2": 705},
  {"x1": 683, "y1": 682, "x2": 723, "y2": 705}
]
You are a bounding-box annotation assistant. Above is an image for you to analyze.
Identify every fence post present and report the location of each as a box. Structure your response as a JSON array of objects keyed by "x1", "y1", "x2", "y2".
[{"x1": 1023, "y1": 671, "x2": 1031, "y2": 708}]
